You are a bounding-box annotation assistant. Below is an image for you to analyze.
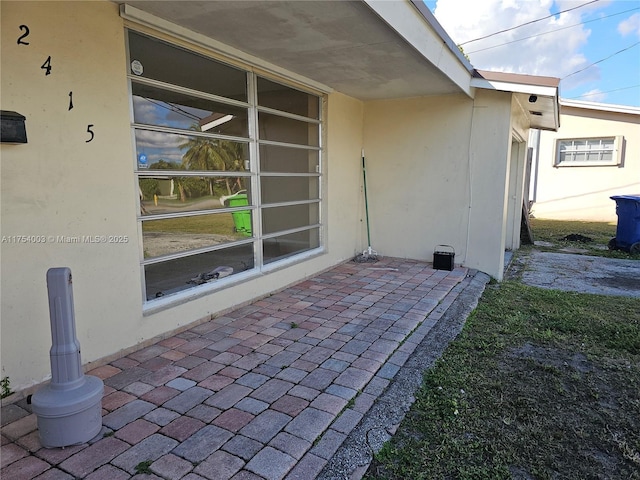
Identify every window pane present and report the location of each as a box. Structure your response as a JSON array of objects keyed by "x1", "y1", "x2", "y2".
[
  {"x1": 262, "y1": 204, "x2": 319, "y2": 235},
  {"x1": 135, "y1": 130, "x2": 248, "y2": 172},
  {"x1": 575, "y1": 140, "x2": 588, "y2": 151},
  {"x1": 144, "y1": 244, "x2": 254, "y2": 300},
  {"x1": 142, "y1": 212, "x2": 252, "y2": 258},
  {"x1": 258, "y1": 112, "x2": 319, "y2": 147},
  {"x1": 139, "y1": 177, "x2": 251, "y2": 216},
  {"x1": 132, "y1": 82, "x2": 248, "y2": 137},
  {"x1": 128, "y1": 31, "x2": 247, "y2": 102},
  {"x1": 257, "y1": 77, "x2": 319, "y2": 119},
  {"x1": 261, "y1": 177, "x2": 319, "y2": 204},
  {"x1": 558, "y1": 137, "x2": 617, "y2": 165},
  {"x1": 259, "y1": 145, "x2": 319, "y2": 173},
  {"x1": 264, "y1": 228, "x2": 320, "y2": 264}
]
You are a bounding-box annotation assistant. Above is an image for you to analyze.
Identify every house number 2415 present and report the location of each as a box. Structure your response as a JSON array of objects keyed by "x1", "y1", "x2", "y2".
[{"x1": 17, "y1": 24, "x2": 95, "y2": 143}]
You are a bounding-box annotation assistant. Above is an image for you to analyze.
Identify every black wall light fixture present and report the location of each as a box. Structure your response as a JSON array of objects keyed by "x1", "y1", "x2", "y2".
[
  {"x1": 528, "y1": 95, "x2": 538, "y2": 103},
  {"x1": 1, "y1": 111, "x2": 28, "y2": 144}
]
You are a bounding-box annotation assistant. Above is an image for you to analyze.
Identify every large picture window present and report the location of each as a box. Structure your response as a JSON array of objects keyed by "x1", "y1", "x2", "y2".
[
  {"x1": 127, "y1": 31, "x2": 322, "y2": 303},
  {"x1": 555, "y1": 136, "x2": 623, "y2": 167}
]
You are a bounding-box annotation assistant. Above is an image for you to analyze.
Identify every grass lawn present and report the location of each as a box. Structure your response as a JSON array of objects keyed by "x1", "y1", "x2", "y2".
[
  {"x1": 529, "y1": 218, "x2": 638, "y2": 259},
  {"x1": 365, "y1": 280, "x2": 640, "y2": 480},
  {"x1": 142, "y1": 213, "x2": 237, "y2": 234}
]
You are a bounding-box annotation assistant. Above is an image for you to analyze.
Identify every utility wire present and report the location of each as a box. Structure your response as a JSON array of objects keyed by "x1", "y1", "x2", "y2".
[
  {"x1": 144, "y1": 97, "x2": 202, "y2": 122},
  {"x1": 568, "y1": 84, "x2": 640, "y2": 99},
  {"x1": 459, "y1": 0, "x2": 600, "y2": 46},
  {"x1": 563, "y1": 41, "x2": 640, "y2": 79},
  {"x1": 467, "y1": 7, "x2": 640, "y2": 54}
]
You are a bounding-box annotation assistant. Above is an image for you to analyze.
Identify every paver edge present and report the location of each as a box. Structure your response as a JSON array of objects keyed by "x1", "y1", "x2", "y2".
[{"x1": 316, "y1": 270, "x2": 490, "y2": 480}]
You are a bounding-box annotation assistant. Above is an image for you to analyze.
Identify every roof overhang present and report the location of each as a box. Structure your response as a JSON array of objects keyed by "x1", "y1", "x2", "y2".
[
  {"x1": 118, "y1": 1, "x2": 560, "y2": 130},
  {"x1": 560, "y1": 99, "x2": 640, "y2": 116},
  {"x1": 471, "y1": 70, "x2": 560, "y2": 131},
  {"x1": 118, "y1": 0, "x2": 473, "y2": 100}
]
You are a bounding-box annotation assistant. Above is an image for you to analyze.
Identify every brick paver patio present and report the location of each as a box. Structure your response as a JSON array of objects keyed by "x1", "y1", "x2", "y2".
[{"x1": 1, "y1": 257, "x2": 469, "y2": 480}]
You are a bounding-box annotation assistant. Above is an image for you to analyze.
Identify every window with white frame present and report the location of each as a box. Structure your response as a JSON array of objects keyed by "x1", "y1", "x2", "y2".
[
  {"x1": 555, "y1": 136, "x2": 623, "y2": 167},
  {"x1": 127, "y1": 31, "x2": 323, "y2": 302}
]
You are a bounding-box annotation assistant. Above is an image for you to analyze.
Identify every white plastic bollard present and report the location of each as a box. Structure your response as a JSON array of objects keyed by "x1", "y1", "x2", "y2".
[{"x1": 31, "y1": 268, "x2": 104, "y2": 448}]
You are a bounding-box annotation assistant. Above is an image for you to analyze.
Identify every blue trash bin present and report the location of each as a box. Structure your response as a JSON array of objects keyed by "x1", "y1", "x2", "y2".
[{"x1": 609, "y1": 195, "x2": 640, "y2": 254}]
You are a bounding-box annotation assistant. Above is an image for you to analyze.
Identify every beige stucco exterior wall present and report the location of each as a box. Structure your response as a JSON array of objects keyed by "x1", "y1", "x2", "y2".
[
  {"x1": 1, "y1": 0, "x2": 141, "y2": 391},
  {"x1": 1, "y1": 1, "x2": 364, "y2": 391},
  {"x1": 465, "y1": 90, "x2": 514, "y2": 279},
  {"x1": 363, "y1": 94, "x2": 472, "y2": 263},
  {"x1": 362, "y1": 89, "x2": 516, "y2": 280},
  {"x1": 532, "y1": 105, "x2": 640, "y2": 222}
]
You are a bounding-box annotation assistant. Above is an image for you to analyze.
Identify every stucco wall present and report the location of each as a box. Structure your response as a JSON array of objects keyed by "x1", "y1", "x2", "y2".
[
  {"x1": 532, "y1": 105, "x2": 640, "y2": 222},
  {"x1": 363, "y1": 94, "x2": 472, "y2": 262},
  {"x1": 1, "y1": 1, "x2": 364, "y2": 391},
  {"x1": 362, "y1": 89, "x2": 514, "y2": 279},
  {"x1": 466, "y1": 90, "x2": 513, "y2": 279},
  {"x1": 1, "y1": 1, "x2": 141, "y2": 391}
]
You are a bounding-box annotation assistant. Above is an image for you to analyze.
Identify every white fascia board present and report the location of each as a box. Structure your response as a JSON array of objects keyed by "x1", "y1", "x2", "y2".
[
  {"x1": 120, "y1": 4, "x2": 333, "y2": 95},
  {"x1": 364, "y1": 0, "x2": 473, "y2": 97},
  {"x1": 560, "y1": 99, "x2": 640, "y2": 115},
  {"x1": 470, "y1": 77, "x2": 557, "y2": 98}
]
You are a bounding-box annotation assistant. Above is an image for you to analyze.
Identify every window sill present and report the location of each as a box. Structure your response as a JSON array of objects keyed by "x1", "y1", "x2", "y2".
[
  {"x1": 142, "y1": 247, "x2": 326, "y2": 316},
  {"x1": 555, "y1": 161, "x2": 621, "y2": 168}
]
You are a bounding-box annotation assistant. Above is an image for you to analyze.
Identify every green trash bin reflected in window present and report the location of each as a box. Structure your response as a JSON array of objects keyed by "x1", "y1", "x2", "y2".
[{"x1": 223, "y1": 190, "x2": 252, "y2": 236}]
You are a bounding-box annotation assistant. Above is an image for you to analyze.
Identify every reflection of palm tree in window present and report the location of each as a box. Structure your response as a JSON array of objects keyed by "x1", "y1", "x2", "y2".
[
  {"x1": 220, "y1": 140, "x2": 247, "y2": 193},
  {"x1": 179, "y1": 124, "x2": 246, "y2": 195},
  {"x1": 179, "y1": 125, "x2": 227, "y2": 196}
]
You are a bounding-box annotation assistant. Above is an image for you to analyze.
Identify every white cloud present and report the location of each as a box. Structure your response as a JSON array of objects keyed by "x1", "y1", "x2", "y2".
[
  {"x1": 135, "y1": 129, "x2": 186, "y2": 150},
  {"x1": 575, "y1": 88, "x2": 607, "y2": 102},
  {"x1": 433, "y1": 0, "x2": 601, "y2": 87},
  {"x1": 133, "y1": 97, "x2": 162, "y2": 125},
  {"x1": 618, "y1": 12, "x2": 640, "y2": 37}
]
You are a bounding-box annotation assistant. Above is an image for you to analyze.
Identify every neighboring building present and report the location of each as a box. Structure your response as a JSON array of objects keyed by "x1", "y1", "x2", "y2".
[
  {"x1": 530, "y1": 99, "x2": 640, "y2": 222},
  {"x1": 1, "y1": 0, "x2": 559, "y2": 391}
]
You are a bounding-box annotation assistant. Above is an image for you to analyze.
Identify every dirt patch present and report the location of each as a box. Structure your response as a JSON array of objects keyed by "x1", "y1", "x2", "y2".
[
  {"x1": 495, "y1": 342, "x2": 639, "y2": 478},
  {"x1": 143, "y1": 231, "x2": 241, "y2": 257},
  {"x1": 561, "y1": 234, "x2": 593, "y2": 243},
  {"x1": 507, "y1": 342, "x2": 593, "y2": 373},
  {"x1": 600, "y1": 274, "x2": 640, "y2": 290}
]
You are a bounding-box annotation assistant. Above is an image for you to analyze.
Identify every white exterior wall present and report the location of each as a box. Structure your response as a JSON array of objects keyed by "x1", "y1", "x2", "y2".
[
  {"x1": 1, "y1": 1, "x2": 364, "y2": 391},
  {"x1": 362, "y1": 89, "x2": 515, "y2": 280},
  {"x1": 533, "y1": 105, "x2": 640, "y2": 222}
]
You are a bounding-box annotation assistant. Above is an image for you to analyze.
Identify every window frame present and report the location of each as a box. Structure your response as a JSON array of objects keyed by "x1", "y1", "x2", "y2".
[
  {"x1": 554, "y1": 136, "x2": 623, "y2": 167},
  {"x1": 126, "y1": 29, "x2": 325, "y2": 307}
]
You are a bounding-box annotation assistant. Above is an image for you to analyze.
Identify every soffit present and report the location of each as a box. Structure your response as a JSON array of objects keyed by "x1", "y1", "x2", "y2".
[
  {"x1": 472, "y1": 70, "x2": 560, "y2": 131},
  {"x1": 120, "y1": 0, "x2": 465, "y2": 100}
]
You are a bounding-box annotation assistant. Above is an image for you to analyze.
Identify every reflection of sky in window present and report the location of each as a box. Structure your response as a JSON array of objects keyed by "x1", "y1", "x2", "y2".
[
  {"x1": 135, "y1": 130, "x2": 188, "y2": 166},
  {"x1": 133, "y1": 96, "x2": 210, "y2": 130}
]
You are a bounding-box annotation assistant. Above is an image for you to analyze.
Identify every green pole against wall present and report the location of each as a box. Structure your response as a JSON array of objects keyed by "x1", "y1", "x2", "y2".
[
  {"x1": 356, "y1": 149, "x2": 377, "y2": 262},
  {"x1": 362, "y1": 150, "x2": 372, "y2": 249}
]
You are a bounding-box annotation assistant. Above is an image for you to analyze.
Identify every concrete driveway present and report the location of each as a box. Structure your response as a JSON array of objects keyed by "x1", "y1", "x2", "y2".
[{"x1": 508, "y1": 250, "x2": 640, "y2": 298}]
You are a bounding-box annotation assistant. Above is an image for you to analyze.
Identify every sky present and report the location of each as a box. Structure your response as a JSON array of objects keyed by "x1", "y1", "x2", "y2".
[{"x1": 424, "y1": 0, "x2": 640, "y2": 107}]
